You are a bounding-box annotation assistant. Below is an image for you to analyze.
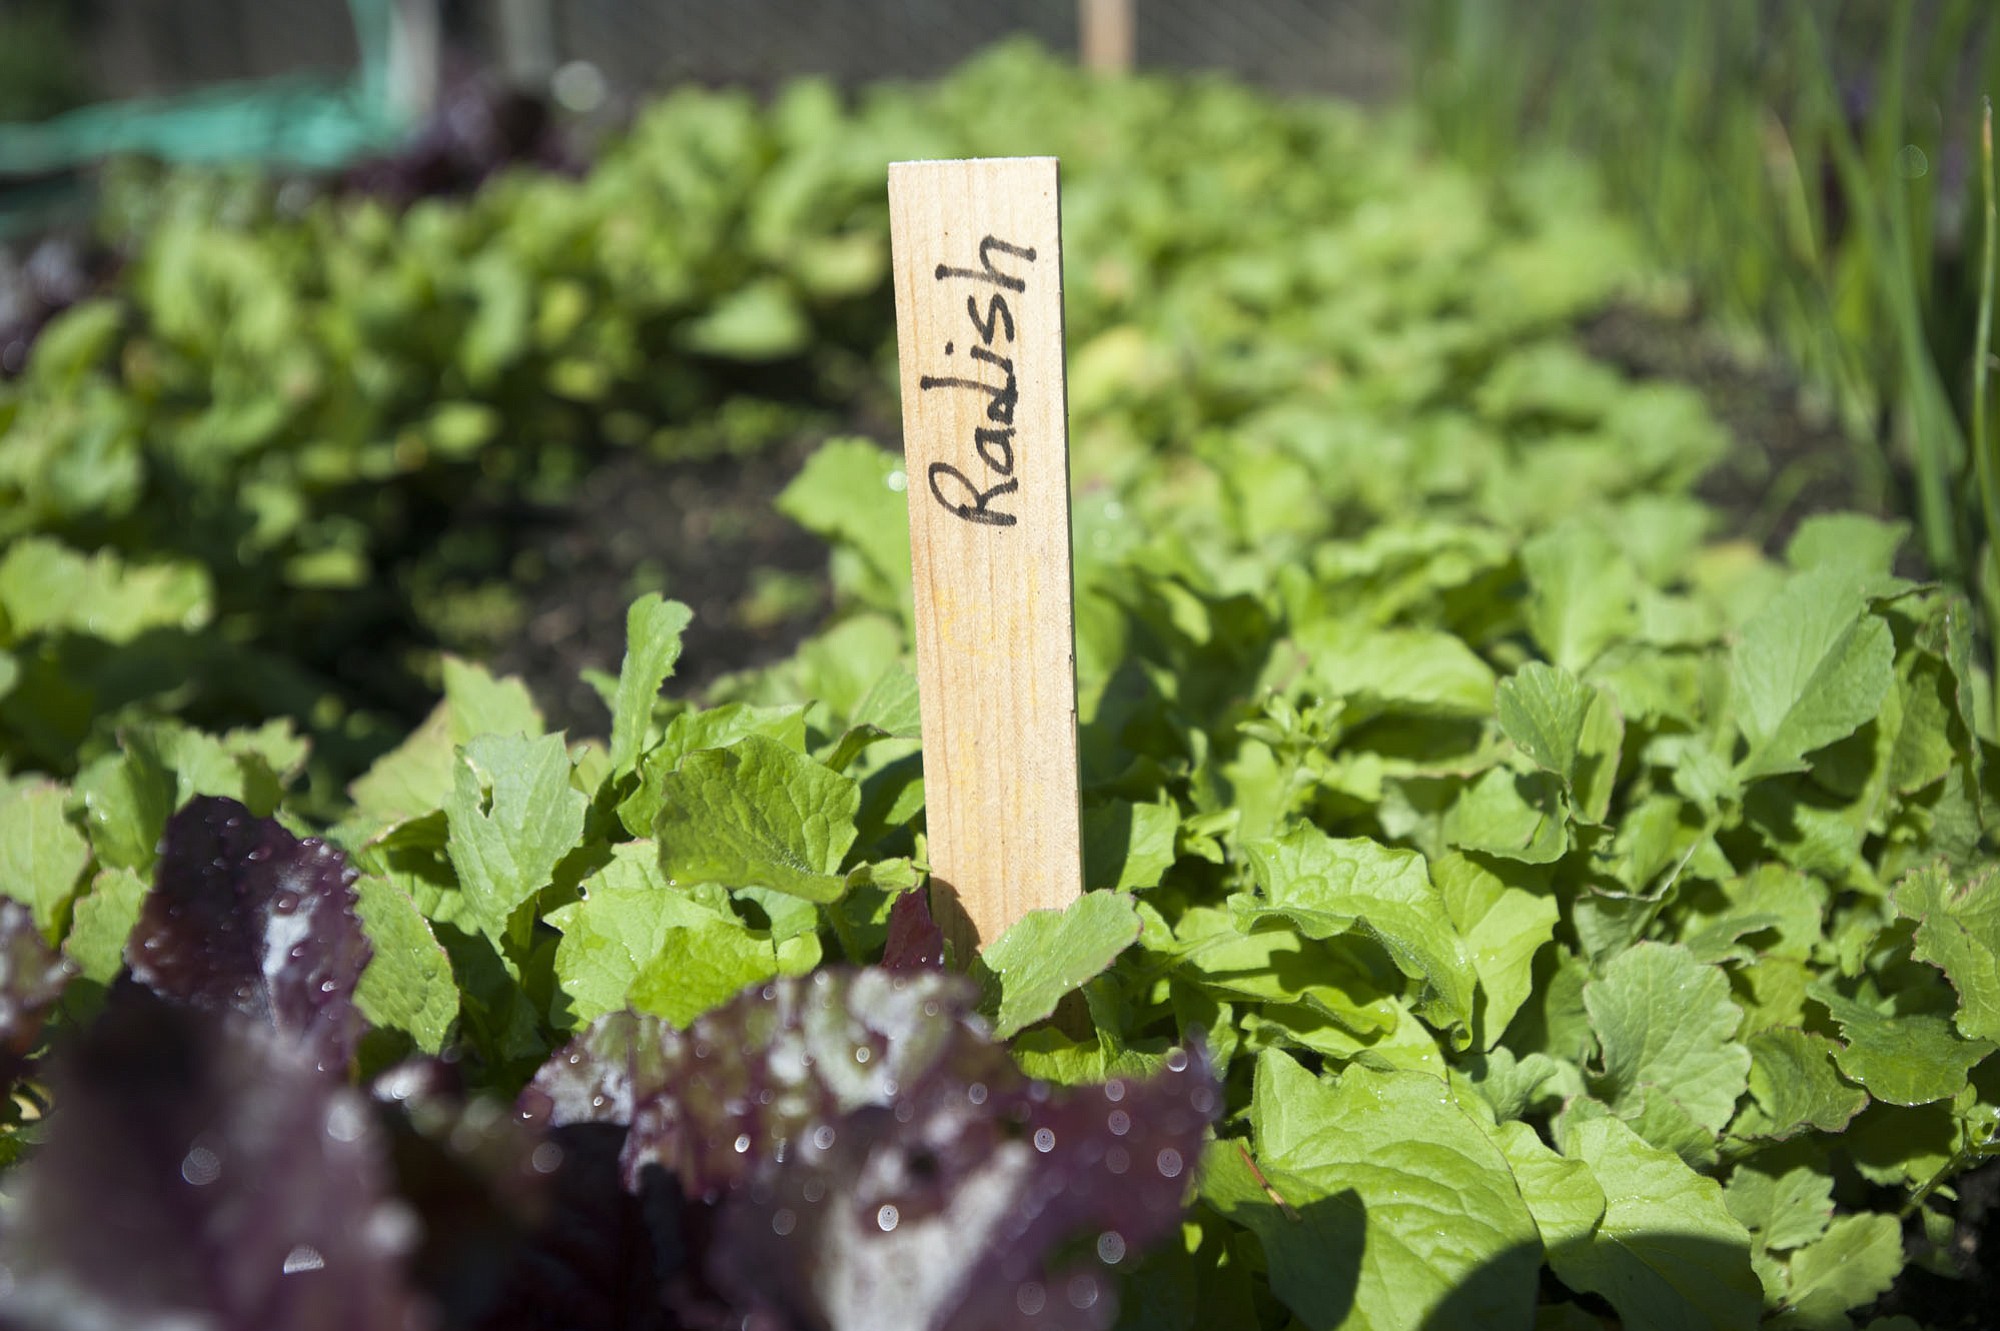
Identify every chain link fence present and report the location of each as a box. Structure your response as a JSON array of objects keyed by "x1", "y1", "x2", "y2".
[
  {"x1": 530, "y1": 0, "x2": 1401, "y2": 97},
  {"x1": 47, "y1": 0, "x2": 363, "y2": 101},
  {"x1": 40, "y1": 0, "x2": 1405, "y2": 109}
]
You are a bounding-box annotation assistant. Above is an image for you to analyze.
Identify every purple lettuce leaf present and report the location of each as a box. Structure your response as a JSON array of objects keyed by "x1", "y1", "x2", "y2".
[
  {"x1": 127, "y1": 795, "x2": 371, "y2": 1073},
  {"x1": 0, "y1": 898, "x2": 73, "y2": 1092},
  {"x1": 708, "y1": 1037, "x2": 1216, "y2": 1331},
  {"x1": 522, "y1": 968, "x2": 1219, "y2": 1331},
  {"x1": 468, "y1": 1124, "x2": 732, "y2": 1331},
  {"x1": 367, "y1": 1059, "x2": 729, "y2": 1331},
  {"x1": 521, "y1": 970, "x2": 996, "y2": 1196},
  {"x1": 0, "y1": 991, "x2": 422, "y2": 1331},
  {"x1": 369, "y1": 1058, "x2": 549, "y2": 1325},
  {"x1": 882, "y1": 889, "x2": 946, "y2": 973}
]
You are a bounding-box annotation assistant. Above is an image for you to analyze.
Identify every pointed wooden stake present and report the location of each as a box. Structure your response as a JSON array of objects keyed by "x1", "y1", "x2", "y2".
[{"x1": 888, "y1": 157, "x2": 1083, "y2": 955}]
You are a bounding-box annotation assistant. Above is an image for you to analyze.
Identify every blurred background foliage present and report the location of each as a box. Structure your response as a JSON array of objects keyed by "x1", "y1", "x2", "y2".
[
  {"x1": 1417, "y1": 0, "x2": 1998, "y2": 644},
  {"x1": 0, "y1": 0, "x2": 1996, "y2": 790},
  {"x1": 6, "y1": 1, "x2": 1991, "y2": 544}
]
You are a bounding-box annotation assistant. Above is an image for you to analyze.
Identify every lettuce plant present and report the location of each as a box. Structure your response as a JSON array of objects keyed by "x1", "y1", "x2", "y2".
[{"x1": 0, "y1": 799, "x2": 1215, "y2": 1331}]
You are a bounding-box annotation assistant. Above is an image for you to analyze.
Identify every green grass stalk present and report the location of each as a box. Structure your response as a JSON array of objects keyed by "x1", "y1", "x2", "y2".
[
  {"x1": 1788, "y1": 1, "x2": 1965, "y2": 579},
  {"x1": 1976, "y1": 98, "x2": 1998, "y2": 717}
]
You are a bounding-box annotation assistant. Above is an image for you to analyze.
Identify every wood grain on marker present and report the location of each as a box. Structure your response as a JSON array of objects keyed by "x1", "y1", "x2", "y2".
[{"x1": 888, "y1": 157, "x2": 1083, "y2": 952}]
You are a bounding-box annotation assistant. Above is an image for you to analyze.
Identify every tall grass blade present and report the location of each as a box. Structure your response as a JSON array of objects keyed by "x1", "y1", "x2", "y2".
[{"x1": 1976, "y1": 97, "x2": 1998, "y2": 717}]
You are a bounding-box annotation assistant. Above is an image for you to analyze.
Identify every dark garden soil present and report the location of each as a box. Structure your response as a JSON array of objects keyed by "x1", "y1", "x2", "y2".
[
  {"x1": 1579, "y1": 303, "x2": 1908, "y2": 562},
  {"x1": 484, "y1": 432, "x2": 846, "y2": 736},
  {"x1": 1871, "y1": 1159, "x2": 2000, "y2": 1330}
]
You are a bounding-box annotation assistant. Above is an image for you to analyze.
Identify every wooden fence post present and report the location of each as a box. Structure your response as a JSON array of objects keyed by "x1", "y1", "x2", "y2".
[{"x1": 1080, "y1": 0, "x2": 1136, "y2": 76}]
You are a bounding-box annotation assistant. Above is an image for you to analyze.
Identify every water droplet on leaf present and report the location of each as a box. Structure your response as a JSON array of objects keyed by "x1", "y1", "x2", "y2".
[
  {"x1": 281, "y1": 1244, "x2": 324, "y2": 1274},
  {"x1": 324, "y1": 1100, "x2": 365, "y2": 1144},
  {"x1": 181, "y1": 1145, "x2": 221, "y2": 1187}
]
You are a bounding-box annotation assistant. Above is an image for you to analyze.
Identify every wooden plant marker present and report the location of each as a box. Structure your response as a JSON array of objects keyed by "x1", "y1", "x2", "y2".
[{"x1": 888, "y1": 157, "x2": 1083, "y2": 955}]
